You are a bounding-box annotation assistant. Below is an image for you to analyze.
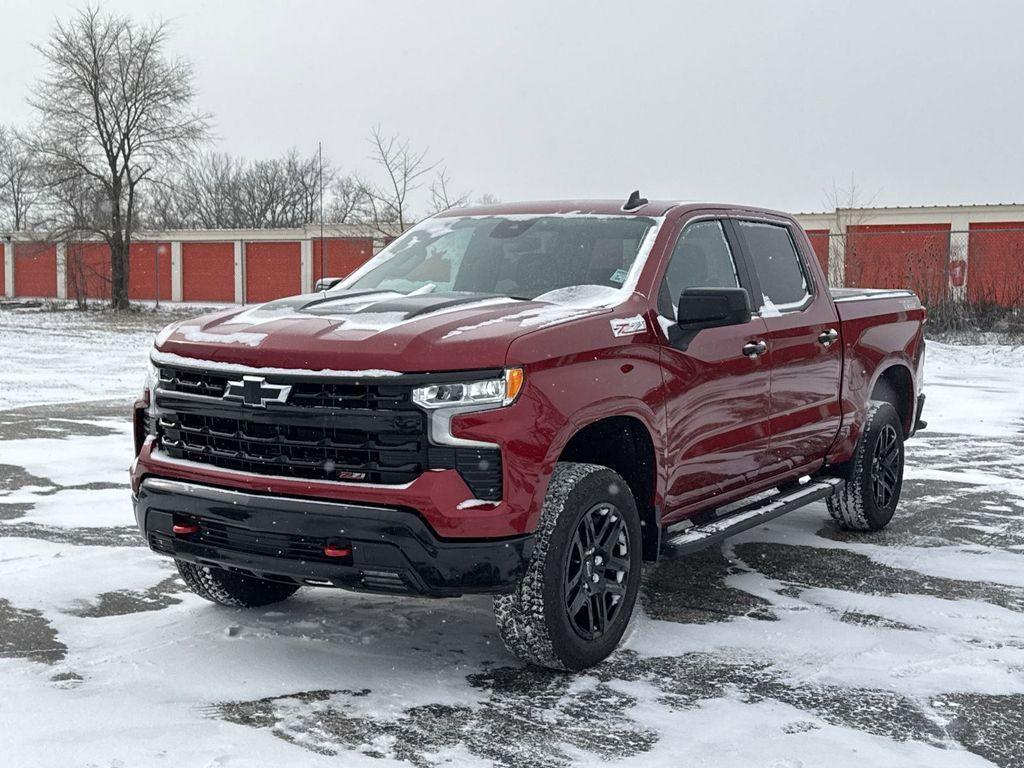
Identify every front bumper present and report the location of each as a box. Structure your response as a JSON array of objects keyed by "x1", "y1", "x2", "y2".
[{"x1": 134, "y1": 477, "x2": 534, "y2": 597}]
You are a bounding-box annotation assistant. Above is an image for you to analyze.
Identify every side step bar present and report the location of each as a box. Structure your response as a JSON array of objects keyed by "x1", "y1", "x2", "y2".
[{"x1": 662, "y1": 477, "x2": 845, "y2": 557}]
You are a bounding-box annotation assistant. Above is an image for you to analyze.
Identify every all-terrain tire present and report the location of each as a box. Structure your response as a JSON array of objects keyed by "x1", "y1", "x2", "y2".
[
  {"x1": 827, "y1": 401, "x2": 905, "y2": 531},
  {"x1": 176, "y1": 560, "x2": 300, "y2": 608},
  {"x1": 493, "y1": 462, "x2": 643, "y2": 671}
]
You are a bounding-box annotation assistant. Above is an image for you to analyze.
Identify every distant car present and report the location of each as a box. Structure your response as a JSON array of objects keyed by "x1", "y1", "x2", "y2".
[
  {"x1": 314, "y1": 277, "x2": 344, "y2": 292},
  {"x1": 132, "y1": 196, "x2": 926, "y2": 671}
]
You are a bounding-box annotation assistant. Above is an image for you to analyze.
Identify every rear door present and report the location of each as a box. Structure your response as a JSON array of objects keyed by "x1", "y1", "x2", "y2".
[
  {"x1": 656, "y1": 216, "x2": 772, "y2": 518},
  {"x1": 732, "y1": 218, "x2": 842, "y2": 478}
]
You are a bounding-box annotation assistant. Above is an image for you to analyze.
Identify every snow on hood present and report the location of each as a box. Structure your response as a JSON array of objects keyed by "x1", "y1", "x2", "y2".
[{"x1": 155, "y1": 287, "x2": 625, "y2": 373}]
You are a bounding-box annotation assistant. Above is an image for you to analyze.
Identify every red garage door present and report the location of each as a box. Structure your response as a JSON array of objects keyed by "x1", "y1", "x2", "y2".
[
  {"x1": 245, "y1": 241, "x2": 301, "y2": 304},
  {"x1": 66, "y1": 242, "x2": 112, "y2": 300},
  {"x1": 967, "y1": 223, "x2": 1024, "y2": 308},
  {"x1": 846, "y1": 224, "x2": 950, "y2": 306},
  {"x1": 803, "y1": 229, "x2": 830, "y2": 274},
  {"x1": 129, "y1": 242, "x2": 172, "y2": 301},
  {"x1": 183, "y1": 242, "x2": 235, "y2": 303},
  {"x1": 312, "y1": 238, "x2": 374, "y2": 283},
  {"x1": 14, "y1": 243, "x2": 57, "y2": 297}
]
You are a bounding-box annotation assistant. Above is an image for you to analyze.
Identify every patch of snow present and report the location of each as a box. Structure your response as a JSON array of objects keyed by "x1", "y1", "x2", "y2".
[
  {"x1": 150, "y1": 351, "x2": 403, "y2": 379},
  {"x1": 923, "y1": 341, "x2": 1024, "y2": 436},
  {"x1": 176, "y1": 325, "x2": 267, "y2": 347},
  {"x1": 532, "y1": 284, "x2": 623, "y2": 307},
  {"x1": 456, "y1": 498, "x2": 498, "y2": 510}
]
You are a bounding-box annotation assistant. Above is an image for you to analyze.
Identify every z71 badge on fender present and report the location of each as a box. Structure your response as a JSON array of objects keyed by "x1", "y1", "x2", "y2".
[{"x1": 610, "y1": 315, "x2": 646, "y2": 337}]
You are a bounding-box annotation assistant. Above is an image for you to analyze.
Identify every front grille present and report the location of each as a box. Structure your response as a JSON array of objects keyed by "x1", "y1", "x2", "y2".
[
  {"x1": 160, "y1": 366, "x2": 411, "y2": 410},
  {"x1": 153, "y1": 365, "x2": 503, "y2": 498}
]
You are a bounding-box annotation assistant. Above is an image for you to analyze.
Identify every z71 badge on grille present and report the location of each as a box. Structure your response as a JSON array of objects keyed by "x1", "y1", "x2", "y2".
[{"x1": 223, "y1": 375, "x2": 292, "y2": 407}]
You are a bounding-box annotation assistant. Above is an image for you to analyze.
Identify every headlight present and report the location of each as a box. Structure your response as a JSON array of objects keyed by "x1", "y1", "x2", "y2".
[
  {"x1": 413, "y1": 368, "x2": 524, "y2": 409},
  {"x1": 145, "y1": 357, "x2": 160, "y2": 393}
]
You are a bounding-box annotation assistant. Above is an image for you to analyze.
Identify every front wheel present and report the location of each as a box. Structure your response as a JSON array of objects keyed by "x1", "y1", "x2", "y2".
[
  {"x1": 493, "y1": 463, "x2": 643, "y2": 671},
  {"x1": 827, "y1": 401, "x2": 905, "y2": 531}
]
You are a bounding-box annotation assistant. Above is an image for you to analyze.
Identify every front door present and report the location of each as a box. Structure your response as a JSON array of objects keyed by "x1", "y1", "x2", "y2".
[{"x1": 656, "y1": 217, "x2": 773, "y2": 520}]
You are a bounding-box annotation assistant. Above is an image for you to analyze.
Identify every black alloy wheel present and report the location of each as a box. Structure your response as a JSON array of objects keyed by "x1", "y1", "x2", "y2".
[
  {"x1": 563, "y1": 502, "x2": 631, "y2": 640},
  {"x1": 871, "y1": 422, "x2": 900, "y2": 509}
]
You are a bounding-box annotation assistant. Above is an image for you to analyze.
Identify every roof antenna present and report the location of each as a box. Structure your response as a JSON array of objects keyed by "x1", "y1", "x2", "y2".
[{"x1": 622, "y1": 189, "x2": 648, "y2": 211}]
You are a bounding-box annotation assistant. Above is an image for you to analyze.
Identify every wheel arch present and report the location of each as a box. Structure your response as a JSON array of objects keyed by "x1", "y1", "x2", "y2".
[
  {"x1": 870, "y1": 361, "x2": 915, "y2": 436},
  {"x1": 556, "y1": 414, "x2": 661, "y2": 562}
]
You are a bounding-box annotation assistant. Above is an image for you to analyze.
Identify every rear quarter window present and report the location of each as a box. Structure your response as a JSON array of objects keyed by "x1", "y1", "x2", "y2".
[{"x1": 738, "y1": 221, "x2": 811, "y2": 311}]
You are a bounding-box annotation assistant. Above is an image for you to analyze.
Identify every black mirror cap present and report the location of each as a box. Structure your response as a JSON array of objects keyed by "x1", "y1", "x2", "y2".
[{"x1": 676, "y1": 287, "x2": 752, "y2": 329}]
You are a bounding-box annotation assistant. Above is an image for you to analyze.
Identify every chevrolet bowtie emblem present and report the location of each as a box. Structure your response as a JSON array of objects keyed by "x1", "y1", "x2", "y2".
[{"x1": 223, "y1": 375, "x2": 291, "y2": 408}]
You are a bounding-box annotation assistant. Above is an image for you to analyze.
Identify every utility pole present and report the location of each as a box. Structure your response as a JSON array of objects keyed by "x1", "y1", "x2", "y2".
[{"x1": 319, "y1": 141, "x2": 325, "y2": 286}]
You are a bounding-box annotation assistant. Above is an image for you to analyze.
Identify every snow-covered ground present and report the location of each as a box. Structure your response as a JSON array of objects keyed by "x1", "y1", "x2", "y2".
[{"x1": 0, "y1": 308, "x2": 1022, "y2": 768}]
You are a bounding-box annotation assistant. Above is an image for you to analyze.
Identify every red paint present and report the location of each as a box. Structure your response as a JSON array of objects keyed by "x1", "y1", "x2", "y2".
[
  {"x1": 967, "y1": 222, "x2": 1024, "y2": 307},
  {"x1": 135, "y1": 200, "x2": 925, "y2": 541},
  {"x1": 172, "y1": 523, "x2": 200, "y2": 535},
  {"x1": 182, "y1": 242, "x2": 235, "y2": 303},
  {"x1": 128, "y1": 242, "x2": 172, "y2": 301},
  {"x1": 323, "y1": 545, "x2": 352, "y2": 558},
  {"x1": 244, "y1": 241, "x2": 301, "y2": 303},
  {"x1": 66, "y1": 242, "x2": 112, "y2": 299},
  {"x1": 13, "y1": 243, "x2": 57, "y2": 297},
  {"x1": 948, "y1": 259, "x2": 967, "y2": 288},
  {"x1": 803, "y1": 228, "x2": 830, "y2": 273},
  {"x1": 845, "y1": 224, "x2": 950, "y2": 305},
  {"x1": 312, "y1": 238, "x2": 374, "y2": 282}
]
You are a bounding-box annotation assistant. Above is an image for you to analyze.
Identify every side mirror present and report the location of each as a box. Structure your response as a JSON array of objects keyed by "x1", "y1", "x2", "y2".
[{"x1": 676, "y1": 287, "x2": 752, "y2": 329}]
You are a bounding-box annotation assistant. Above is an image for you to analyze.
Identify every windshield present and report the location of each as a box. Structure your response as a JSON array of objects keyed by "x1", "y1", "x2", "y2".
[{"x1": 339, "y1": 215, "x2": 657, "y2": 301}]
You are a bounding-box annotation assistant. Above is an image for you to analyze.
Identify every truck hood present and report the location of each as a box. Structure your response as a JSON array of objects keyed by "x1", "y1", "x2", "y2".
[{"x1": 154, "y1": 289, "x2": 615, "y2": 373}]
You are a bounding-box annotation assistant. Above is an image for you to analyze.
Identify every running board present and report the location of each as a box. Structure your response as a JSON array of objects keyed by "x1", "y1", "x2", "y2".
[{"x1": 662, "y1": 477, "x2": 845, "y2": 557}]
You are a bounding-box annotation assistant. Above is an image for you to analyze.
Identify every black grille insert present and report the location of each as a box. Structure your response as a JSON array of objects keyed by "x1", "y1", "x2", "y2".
[{"x1": 153, "y1": 365, "x2": 503, "y2": 498}]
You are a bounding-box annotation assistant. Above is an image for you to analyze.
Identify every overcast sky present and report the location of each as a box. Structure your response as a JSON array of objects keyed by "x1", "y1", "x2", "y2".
[{"x1": 1, "y1": 0, "x2": 1022, "y2": 214}]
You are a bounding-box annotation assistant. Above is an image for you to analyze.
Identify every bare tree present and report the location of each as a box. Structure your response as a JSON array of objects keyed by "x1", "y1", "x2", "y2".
[
  {"x1": 0, "y1": 125, "x2": 41, "y2": 231},
  {"x1": 172, "y1": 152, "x2": 245, "y2": 228},
  {"x1": 358, "y1": 126, "x2": 437, "y2": 237},
  {"x1": 327, "y1": 174, "x2": 368, "y2": 224},
  {"x1": 286, "y1": 149, "x2": 334, "y2": 226},
  {"x1": 821, "y1": 174, "x2": 879, "y2": 288},
  {"x1": 428, "y1": 167, "x2": 471, "y2": 214},
  {"x1": 29, "y1": 6, "x2": 209, "y2": 308}
]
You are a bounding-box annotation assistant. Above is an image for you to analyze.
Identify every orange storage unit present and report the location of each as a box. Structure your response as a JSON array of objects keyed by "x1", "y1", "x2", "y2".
[
  {"x1": 845, "y1": 224, "x2": 950, "y2": 305},
  {"x1": 312, "y1": 238, "x2": 374, "y2": 283},
  {"x1": 803, "y1": 229, "x2": 830, "y2": 274},
  {"x1": 128, "y1": 242, "x2": 172, "y2": 301},
  {"x1": 183, "y1": 242, "x2": 235, "y2": 303},
  {"x1": 967, "y1": 223, "x2": 1024, "y2": 307},
  {"x1": 14, "y1": 243, "x2": 58, "y2": 297},
  {"x1": 66, "y1": 242, "x2": 113, "y2": 299},
  {"x1": 244, "y1": 241, "x2": 301, "y2": 303}
]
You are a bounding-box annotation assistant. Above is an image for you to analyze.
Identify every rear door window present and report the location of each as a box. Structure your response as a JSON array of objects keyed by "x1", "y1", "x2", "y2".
[{"x1": 737, "y1": 221, "x2": 811, "y2": 311}]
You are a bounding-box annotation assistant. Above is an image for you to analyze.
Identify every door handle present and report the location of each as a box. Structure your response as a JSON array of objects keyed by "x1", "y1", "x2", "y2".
[
  {"x1": 742, "y1": 340, "x2": 767, "y2": 357},
  {"x1": 818, "y1": 328, "x2": 839, "y2": 346}
]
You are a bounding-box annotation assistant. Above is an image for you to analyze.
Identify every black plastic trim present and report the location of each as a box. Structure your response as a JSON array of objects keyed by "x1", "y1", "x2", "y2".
[{"x1": 134, "y1": 477, "x2": 532, "y2": 597}]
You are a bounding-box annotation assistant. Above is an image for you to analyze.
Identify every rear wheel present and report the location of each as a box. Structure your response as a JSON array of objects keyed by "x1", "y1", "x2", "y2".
[
  {"x1": 493, "y1": 463, "x2": 643, "y2": 671},
  {"x1": 827, "y1": 401, "x2": 905, "y2": 531},
  {"x1": 176, "y1": 560, "x2": 300, "y2": 608}
]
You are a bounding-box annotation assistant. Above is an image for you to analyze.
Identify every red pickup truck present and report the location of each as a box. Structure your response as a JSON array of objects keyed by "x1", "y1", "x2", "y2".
[{"x1": 131, "y1": 196, "x2": 926, "y2": 670}]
